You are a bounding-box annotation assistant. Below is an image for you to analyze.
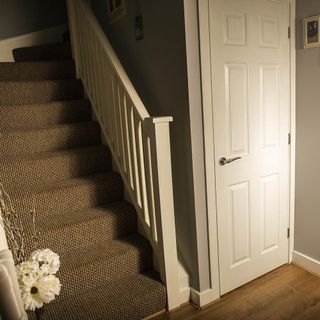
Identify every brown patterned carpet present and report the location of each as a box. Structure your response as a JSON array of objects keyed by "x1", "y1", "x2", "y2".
[{"x1": 0, "y1": 42, "x2": 166, "y2": 319}]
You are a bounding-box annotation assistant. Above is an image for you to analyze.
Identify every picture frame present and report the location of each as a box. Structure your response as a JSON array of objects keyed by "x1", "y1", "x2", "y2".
[
  {"x1": 107, "y1": 0, "x2": 126, "y2": 24},
  {"x1": 303, "y1": 15, "x2": 320, "y2": 49}
]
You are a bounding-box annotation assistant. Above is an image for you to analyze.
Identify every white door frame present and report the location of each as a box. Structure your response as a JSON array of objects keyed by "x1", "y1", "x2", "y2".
[{"x1": 198, "y1": 0, "x2": 296, "y2": 301}]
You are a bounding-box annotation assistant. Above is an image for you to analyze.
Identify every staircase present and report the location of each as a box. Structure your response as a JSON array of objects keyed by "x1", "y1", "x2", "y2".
[{"x1": 0, "y1": 43, "x2": 167, "y2": 319}]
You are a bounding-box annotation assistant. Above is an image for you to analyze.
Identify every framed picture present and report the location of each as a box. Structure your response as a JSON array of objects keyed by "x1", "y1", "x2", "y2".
[
  {"x1": 108, "y1": 0, "x2": 126, "y2": 24},
  {"x1": 304, "y1": 15, "x2": 320, "y2": 48}
]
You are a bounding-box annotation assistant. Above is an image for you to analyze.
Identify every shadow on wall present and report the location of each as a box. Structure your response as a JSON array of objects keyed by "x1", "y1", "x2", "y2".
[
  {"x1": 90, "y1": 0, "x2": 206, "y2": 291},
  {"x1": 0, "y1": 0, "x2": 68, "y2": 41}
]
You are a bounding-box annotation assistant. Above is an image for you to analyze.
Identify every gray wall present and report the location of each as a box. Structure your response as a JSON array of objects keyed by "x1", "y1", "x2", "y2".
[
  {"x1": 295, "y1": 0, "x2": 320, "y2": 260},
  {"x1": 91, "y1": 0, "x2": 210, "y2": 291},
  {"x1": 0, "y1": 0, "x2": 68, "y2": 40}
]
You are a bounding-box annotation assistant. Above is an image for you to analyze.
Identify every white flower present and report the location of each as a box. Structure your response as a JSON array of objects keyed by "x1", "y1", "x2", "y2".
[
  {"x1": 30, "y1": 249, "x2": 60, "y2": 275},
  {"x1": 16, "y1": 261, "x2": 44, "y2": 285},
  {"x1": 16, "y1": 249, "x2": 62, "y2": 311},
  {"x1": 37, "y1": 275, "x2": 61, "y2": 303},
  {"x1": 20, "y1": 275, "x2": 61, "y2": 311}
]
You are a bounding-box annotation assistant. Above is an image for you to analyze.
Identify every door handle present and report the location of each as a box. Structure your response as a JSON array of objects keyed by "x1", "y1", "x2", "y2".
[{"x1": 219, "y1": 156, "x2": 242, "y2": 166}]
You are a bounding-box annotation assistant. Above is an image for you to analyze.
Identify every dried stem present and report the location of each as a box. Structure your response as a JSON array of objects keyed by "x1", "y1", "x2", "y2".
[
  {"x1": 0, "y1": 183, "x2": 26, "y2": 263},
  {"x1": 30, "y1": 199, "x2": 40, "y2": 251}
]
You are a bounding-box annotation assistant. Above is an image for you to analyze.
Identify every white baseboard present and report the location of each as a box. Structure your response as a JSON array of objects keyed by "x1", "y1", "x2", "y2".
[
  {"x1": 0, "y1": 24, "x2": 68, "y2": 62},
  {"x1": 190, "y1": 288, "x2": 219, "y2": 308},
  {"x1": 292, "y1": 250, "x2": 320, "y2": 277}
]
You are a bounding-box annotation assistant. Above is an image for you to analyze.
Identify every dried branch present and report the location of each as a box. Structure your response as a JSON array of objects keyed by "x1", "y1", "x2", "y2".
[{"x1": 0, "y1": 183, "x2": 26, "y2": 263}]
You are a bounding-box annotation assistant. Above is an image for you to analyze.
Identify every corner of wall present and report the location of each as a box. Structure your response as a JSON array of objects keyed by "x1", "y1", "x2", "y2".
[{"x1": 0, "y1": 24, "x2": 68, "y2": 62}]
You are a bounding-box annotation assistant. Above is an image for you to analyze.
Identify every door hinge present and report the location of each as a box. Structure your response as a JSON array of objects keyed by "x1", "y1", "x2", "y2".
[
  {"x1": 287, "y1": 228, "x2": 290, "y2": 239},
  {"x1": 288, "y1": 133, "x2": 291, "y2": 145},
  {"x1": 288, "y1": 27, "x2": 291, "y2": 39}
]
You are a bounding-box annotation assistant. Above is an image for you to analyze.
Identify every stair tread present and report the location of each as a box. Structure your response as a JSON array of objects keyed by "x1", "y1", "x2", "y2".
[
  {"x1": 1, "y1": 120, "x2": 99, "y2": 135},
  {"x1": 0, "y1": 60, "x2": 75, "y2": 81},
  {"x1": 36, "y1": 201, "x2": 137, "y2": 233},
  {"x1": 9, "y1": 171, "x2": 121, "y2": 195},
  {"x1": 31, "y1": 271, "x2": 166, "y2": 320},
  {"x1": 0, "y1": 98, "x2": 89, "y2": 109},
  {"x1": 1, "y1": 121, "x2": 101, "y2": 156},
  {"x1": 58, "y1": 233, "x2": 149, "y2": 268},
  {"x1": 55, "y1": 234, "x2": 152, "y2": 299},
  {"x1": 0, "y1": 99, "x2": 91, "y2": 130},
  {"x1": 0, "y1": 145, "x2": 111, "y2": 188},
  {"x1": 0, "y1": 79, "x2": 83, "y2": 105},
  {"x1": 9, "y1": 171, "x2": 124, "y2": 220},
  {"x1": 33, "y1": 227, "x2": 150, "y2": 267},
  {"x1": 34, "y1": 212, "x2": 140, "y2": 253},
  {"x1": 1, "y1": 144, "x2": 107, "y2": 162}
]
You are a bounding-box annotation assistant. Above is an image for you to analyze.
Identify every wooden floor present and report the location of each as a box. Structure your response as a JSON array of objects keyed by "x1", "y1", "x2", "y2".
[{"x1": 154, "y1": 264, "x2": 320, "y2": 320}]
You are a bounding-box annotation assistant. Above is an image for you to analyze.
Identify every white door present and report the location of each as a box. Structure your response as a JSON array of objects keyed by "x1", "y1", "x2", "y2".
[{"x1": 209, "y1": 0, "x2": 291, "y2": 294}]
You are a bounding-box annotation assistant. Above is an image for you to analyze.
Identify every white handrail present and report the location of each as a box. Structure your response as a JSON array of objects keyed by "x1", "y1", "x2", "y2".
[{"x1": 67, "y1": 0, "x2": 180, "y2": 310}]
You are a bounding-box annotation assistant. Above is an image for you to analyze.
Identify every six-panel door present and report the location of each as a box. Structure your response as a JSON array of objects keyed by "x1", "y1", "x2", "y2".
[{"x1": 209, "y1": 0, "x2": 291, "y2": 294}]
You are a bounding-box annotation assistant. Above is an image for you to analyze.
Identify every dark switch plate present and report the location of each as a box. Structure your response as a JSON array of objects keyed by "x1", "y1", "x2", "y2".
[{"x1": 135, "y1": 14, "x2": 144, "y2": 40}]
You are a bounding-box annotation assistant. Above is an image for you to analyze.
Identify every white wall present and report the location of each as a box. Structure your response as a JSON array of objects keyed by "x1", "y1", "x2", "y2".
[
  {"x1": 295, "y1": 0, "x2": 320, "y2": 260},
  {"x1": 0, "y1": 0, "x2": 67, "y2": 41},
  {"x1": 90, "y1": 0, "x2": 211, "y2": 291}
]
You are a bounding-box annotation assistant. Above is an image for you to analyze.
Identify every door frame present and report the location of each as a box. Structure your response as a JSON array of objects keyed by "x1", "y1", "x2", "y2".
[{"x1": 198, "y1": 0, "x2": 296, "y2": 300}]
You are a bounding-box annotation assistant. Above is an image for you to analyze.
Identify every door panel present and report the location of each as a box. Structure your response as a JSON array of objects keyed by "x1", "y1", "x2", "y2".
[{"x1": 209, "y1": 0, "x2": 290, "y2": 294}]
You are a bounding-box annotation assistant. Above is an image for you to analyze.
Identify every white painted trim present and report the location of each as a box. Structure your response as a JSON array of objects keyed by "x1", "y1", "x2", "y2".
[
  {"x1": 190, "y1": 288, "x2": 219, "y2": 308},
  {"x1": 198, "y1": 0, "x2": 296, "y2": 299},
  {"x1": 288, "y1": 0, "x2": 296, "y2": 264},
  {"x1": 292, "y1": 251, "x2": 320, "y2": 277},
  {"x1": 0, "y1": 24, "x2": 68, "y2": 62},
  {"x1": 177, "y1": 260, "x2": 191, "y2": 305},
  {"x1": 198, "y1": 0, "x2": 221, "y2": 303}
]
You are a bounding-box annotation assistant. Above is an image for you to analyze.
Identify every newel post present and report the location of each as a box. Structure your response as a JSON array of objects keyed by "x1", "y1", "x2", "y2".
[{"x1": 144, "y1": 117, "x2": 180, "y2": 311}]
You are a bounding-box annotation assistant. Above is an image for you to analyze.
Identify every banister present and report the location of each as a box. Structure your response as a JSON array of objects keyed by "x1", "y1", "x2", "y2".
[
  {"x1": 76, "y1": 0, "x2": 149, "y2": 120},
  {"x1": 67, "y1": 0, "x2": 180, "y2": 310}
]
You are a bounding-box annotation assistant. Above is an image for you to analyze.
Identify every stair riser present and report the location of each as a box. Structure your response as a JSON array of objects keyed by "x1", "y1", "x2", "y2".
[
  {"x1": 13, "y1": 43, "x2": 72, "y2": 62},
  {"x1": 0, "y1": 61, "x2": 76, "y2": 81},
  {"x1": 0, "y1": 102, "x2": 91, "y2": 130},
  {"x1": 11, "y1": 174, "x2": 124, "y2": 225},
  {"x1": 37, "y1": 271, "x2": 166, "y2": 320},
  {"x1": 0, "y1": 80, "x2": 83, "y2": 105},
  {"x1": 34, "y1": 219, "x2": 139, "y2": 255},
  {"x1": 58, "y1": 248, "x2": 153, "y2": 299},
  {"x1": 2, "y1": 123, "x2": 101, "y2": 156},
  {"x1": 1, "y1": 148, "x2": 112, "y2": 188},
  {"x1": 0, "y1": 100, "x2": 91, "y2": 130}
]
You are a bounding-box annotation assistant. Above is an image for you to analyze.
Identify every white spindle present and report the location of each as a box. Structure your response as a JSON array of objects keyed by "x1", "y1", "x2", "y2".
[
  {"x1": 134, "y1": 114, "x2": 149, "y2": 223},
  {"x1": 123, "y1": 97, "x2": 134, "y2": 188}
]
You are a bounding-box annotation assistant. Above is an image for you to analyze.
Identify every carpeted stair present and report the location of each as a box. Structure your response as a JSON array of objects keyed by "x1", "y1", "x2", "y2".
[{"x1": 0, "y1": 43, "x2": 166, "y2": 320}]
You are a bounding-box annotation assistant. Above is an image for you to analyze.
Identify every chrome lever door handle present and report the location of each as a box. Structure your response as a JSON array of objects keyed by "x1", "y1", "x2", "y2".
[{"x1": 219, "y1": 156, "x2": 242, "y2": 166}]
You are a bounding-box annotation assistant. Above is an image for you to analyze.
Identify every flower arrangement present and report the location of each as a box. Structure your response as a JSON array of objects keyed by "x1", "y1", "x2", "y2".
[
  {"x1": 0, "y1": 183, "x2": 61, "y2": 318},
  {"x1": 16, "y1": 249, "x2": 61, "y2": 312}
]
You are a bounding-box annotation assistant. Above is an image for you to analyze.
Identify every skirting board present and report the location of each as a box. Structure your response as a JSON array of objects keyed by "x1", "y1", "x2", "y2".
[
  {"x1": 292, "y1": 250, "x2": 320, "y2": 277},
  {"x1": 190, "y1": 288, "x2": 219, "y2": 308},
  {"x1": 0, "y1": 24, "x2": 68, "y2": 62}
]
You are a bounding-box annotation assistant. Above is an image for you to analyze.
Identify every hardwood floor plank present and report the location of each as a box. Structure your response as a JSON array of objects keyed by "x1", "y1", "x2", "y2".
[{"x1": 154, "y1": 265, "x2": 320, "y2": 320}]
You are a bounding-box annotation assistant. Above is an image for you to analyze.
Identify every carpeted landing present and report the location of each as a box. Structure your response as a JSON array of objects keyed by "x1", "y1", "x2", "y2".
[{"x1": 0, "y1": 42, "x2": 166, "y2": 320}]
